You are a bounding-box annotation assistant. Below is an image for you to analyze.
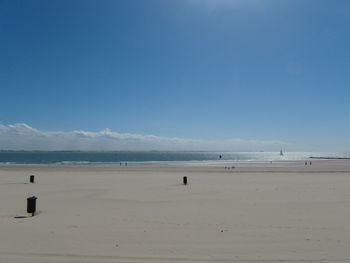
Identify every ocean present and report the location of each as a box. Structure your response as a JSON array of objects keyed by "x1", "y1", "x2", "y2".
[{"x1": 0, "y1": 151, "x2": 348, "y2": 166}]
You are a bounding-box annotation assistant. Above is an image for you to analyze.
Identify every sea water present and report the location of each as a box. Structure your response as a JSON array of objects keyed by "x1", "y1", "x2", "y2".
[{"x1": 0, "y1": 151, "x2": 348, "y2": 165}]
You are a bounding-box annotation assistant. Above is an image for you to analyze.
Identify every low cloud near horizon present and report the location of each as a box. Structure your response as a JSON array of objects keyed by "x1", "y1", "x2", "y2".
[{"x1": 0, "y1": 123, "x2": 287, "y2": 151}]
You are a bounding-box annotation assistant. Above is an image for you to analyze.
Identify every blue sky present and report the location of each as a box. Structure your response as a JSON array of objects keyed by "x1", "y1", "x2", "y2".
[{"x1": 1, "y1": 0, "x2": 350, "y2": 151}]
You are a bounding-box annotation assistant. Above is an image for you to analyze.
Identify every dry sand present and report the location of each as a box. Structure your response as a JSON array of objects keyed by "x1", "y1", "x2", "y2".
[{"x1": 1, "y1": 160, "x2": 350, "y2": 262}]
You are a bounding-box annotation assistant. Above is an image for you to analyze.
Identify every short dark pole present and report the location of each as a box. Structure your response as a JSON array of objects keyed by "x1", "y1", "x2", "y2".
[
  {"x1": 30, "y1": 175, "x2": 35, "y2": 183},
  {"x1": 183, "y1": 176, "x2": 187, "y2": 185},
  {"x1": 27, "y1": 196, "x2": 37, "y2": 216}
]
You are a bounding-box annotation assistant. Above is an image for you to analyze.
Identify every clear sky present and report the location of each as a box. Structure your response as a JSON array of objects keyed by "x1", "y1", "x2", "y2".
[{"x1": 1, "y1": 0, "x2": 350, "y2": 151}]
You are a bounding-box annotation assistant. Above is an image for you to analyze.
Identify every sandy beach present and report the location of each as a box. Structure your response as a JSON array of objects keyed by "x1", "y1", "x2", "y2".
[{"x1": 1, "y1": 160, "x2": 350, "y2": 262}]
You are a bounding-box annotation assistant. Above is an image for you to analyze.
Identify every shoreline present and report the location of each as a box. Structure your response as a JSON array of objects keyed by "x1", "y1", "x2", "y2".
[
  {"x1": 2, "y1": 151, "x2": 349, "y2": 166},
  {"x1": 0, "y1": 158, "x2": 349, "y2": 170},
  {"x1": 0, "y1": 158, "x2": 333, "y2": 167}
]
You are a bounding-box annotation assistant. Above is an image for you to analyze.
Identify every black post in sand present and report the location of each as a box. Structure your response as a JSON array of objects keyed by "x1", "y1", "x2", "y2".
[
  {"x1": 183, "y1": 176, "x2": 187, "y2": 185},
  {"x1": 27, "y1": 196, "x2": 37, "y2": 216},
  {"x1": 30, "y1": 175, "x2": 35, "y2": 183}
]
